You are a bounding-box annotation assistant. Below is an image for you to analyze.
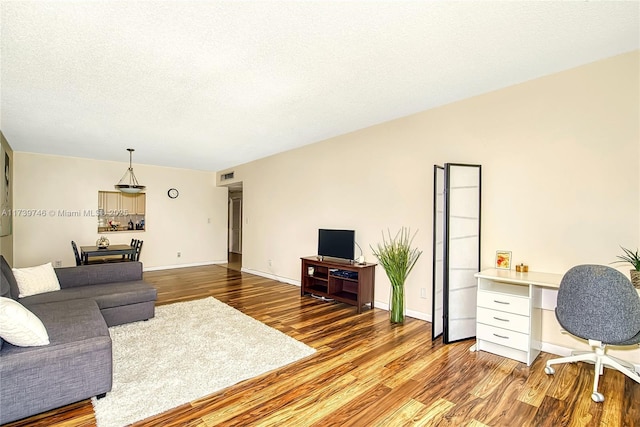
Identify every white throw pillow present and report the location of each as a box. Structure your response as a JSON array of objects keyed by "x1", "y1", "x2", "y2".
[
  {"x1": 12, "y1": 262, "x2": 61, "y2": 298},
  {"x1": 0, "y1": 297, "x2": 50, "y2": 346}
]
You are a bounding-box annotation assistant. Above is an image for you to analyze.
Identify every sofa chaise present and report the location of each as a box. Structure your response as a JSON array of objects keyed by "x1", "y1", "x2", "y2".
[{"x1": 0, "y1": 256, "x2": 157, "y2": 424}]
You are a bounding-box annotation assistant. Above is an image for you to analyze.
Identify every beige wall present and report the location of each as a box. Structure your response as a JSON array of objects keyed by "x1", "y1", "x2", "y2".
[
  {"x1": 0, "y1": 132, "x2": 13, "y2": 265},
  {"x1": 13, "y1": 153, "x2": 228, "y2": 269},
  {"x1": 221, "y1": 51, "x2": 639, "y2": 359},
  {"x1": 5, "y1": 50, "x2": 640, "y2": 360}
]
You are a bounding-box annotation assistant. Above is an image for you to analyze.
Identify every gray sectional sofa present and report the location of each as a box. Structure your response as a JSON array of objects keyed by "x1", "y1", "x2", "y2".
[{"x1": 0, "y1": 256, "x2": 157, "y2": 424}]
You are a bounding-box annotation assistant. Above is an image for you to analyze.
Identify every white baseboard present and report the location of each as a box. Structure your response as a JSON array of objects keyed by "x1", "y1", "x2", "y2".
[
  {"x1": 240, "y1": 268, "x2": 301, "y2": 287},
  {"x1": 244, "y1": 269, "x2": 432, "y2": 321},
  {"x1": 146, "y1": 264, "x2": 639, "y2": 370},
  {"x1": 373, "y1": 300, "x2": 431, "y2": 322},
  {"x1": 141, "y1": 264, "x2": 639, "y2": 371},
  {"x1": 374, "y1": 301, "x2": 387, "y2": 311},
  {"x1": 148, "y1": 264, "x2": 640, "y2": 371},
  {"x1": 541, "y1": 342, "x2": 640, "y2": 372},
  {"x1": 407, "y1": 309, "x2": 432, "y2": 322},
  {"x1": 540, "y1": 342, "x2": 573, "y2": 357},
  {"x1": 143, "y1": 261, "x2": 225, "y2": 272}
]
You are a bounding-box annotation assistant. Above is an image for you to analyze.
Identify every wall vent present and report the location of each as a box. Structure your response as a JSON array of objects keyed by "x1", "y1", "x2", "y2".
[{"x1": 221, "y1": 172, "x2": 235, "y2": 181}]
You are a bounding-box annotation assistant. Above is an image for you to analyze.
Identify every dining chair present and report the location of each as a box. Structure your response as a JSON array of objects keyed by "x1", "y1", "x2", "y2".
[
  {"x1": 130, "y1": 240, "x2": 143, "y2": 261},
  {"x1": 122, "y1": 239, "x2": 138, "y2": 260},
  {"x1": 71, "y1": 241, "x2": 82, "y2": 266},
  {"x1": 73, "y1": 241, "x2": 108, "y2": 265},
  {"x1": 103, "y1": 239, "x2": 139, "y2": 263},
  {"x1": 544, "y1": 264, "x2": 640, "y2": 402}
]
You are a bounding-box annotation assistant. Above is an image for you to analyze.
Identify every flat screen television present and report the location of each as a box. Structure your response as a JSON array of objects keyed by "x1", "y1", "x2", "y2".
[{"x1": 318, "y1": 229, "x2": 355, "y2": 261}]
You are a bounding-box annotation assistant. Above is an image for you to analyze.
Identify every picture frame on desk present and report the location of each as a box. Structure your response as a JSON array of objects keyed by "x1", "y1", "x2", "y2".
[{"x1": 495, "y1": 250, "x2": 512, "y2": 270}]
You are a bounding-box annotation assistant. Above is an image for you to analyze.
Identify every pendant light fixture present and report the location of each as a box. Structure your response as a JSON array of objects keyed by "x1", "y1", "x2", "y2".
[{"x1": 115, "y1": 148, "x2": 146, "y2": 193}]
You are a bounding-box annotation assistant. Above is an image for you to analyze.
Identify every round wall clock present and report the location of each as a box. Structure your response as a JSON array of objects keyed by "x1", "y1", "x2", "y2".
[{"x1": 167, "y1": 188, "x2": 179, "y2": 199}]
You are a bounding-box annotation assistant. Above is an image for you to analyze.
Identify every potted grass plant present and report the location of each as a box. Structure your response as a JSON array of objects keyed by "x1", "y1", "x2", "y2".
[
  {"x1": 613, "y1": 246, "x2": 640, "y2": 289},
  {"x1": 371, "y1": 227, "x2": 422, "y2": 324}
]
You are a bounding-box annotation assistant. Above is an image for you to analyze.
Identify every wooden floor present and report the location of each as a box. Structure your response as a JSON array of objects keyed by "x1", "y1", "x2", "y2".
[
  {"x1": 5, "y1": 265, "x2": 640, "y2": 427},
  {"x1": 224, "y1": 252, "x2": 242, "y2": 272}
]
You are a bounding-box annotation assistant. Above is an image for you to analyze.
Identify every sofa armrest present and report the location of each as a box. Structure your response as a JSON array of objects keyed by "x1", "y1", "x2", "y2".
[
  {"x1": 55, "y1": 262, "x2": 143, "y2": 289},
  {"x1": 0, "y1": 335, "x2": 112, "y2": 424}
]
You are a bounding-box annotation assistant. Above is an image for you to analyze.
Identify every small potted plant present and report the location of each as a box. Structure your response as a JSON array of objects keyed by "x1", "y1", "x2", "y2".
[
  {"x1": 371, "y1": 227, "x2": 422, "y2": 324},
  {"x1": 613, "y1": 246, "x2": 640, "y2": 289}
]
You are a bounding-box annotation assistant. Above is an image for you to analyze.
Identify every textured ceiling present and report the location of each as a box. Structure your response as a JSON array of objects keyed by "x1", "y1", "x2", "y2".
[{"x1": 1, "y1": 1, "x2": 638, "y2": 172}]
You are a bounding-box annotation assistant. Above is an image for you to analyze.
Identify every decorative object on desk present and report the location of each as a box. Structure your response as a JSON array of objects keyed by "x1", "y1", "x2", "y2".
[
  {"x1": 612, "y1": 246, "x2": 640, "y2": 289},
  {"x1": 515, "y1": 263, "x2": 528, "y2": 273},
  {"x1": 96, "y1": 236, "x2": 110, "y2": 249},
  {"x1": 371, "y1": 227, "x2": 422, "y2": 324},
  {"x1": 495, "y1": 250, "x2": 511, "y2": 270},
  {"x1": 115, "y1": 148, "x2": 145, "y2": 194}
]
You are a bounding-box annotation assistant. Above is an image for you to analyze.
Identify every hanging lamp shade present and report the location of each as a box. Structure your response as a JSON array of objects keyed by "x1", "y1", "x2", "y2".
[{"x1": 115, "y1": 148, "x2": 146, "y2": 193}]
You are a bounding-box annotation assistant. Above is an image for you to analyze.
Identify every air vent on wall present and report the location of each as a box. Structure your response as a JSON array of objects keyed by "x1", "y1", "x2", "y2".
[{"x1": 221, "y1": 172, "x2": 235, "y2": 181}]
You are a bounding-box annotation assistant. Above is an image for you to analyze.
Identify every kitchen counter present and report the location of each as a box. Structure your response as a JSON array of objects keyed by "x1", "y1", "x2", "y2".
[{"x1": 97, "y1": 227, "x2": 145, "y2": 233}]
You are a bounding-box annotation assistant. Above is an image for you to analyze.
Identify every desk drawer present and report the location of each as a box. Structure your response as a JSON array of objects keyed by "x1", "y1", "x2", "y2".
[
  {"x1": 477, "y1": 307, "x2": 530, "y2": 334},
  {"x1": 477, "y1": 290, "x2": 529, "y2": 315},
  {"x1": 477, "y1": 323, "x2": 530, "y2": 352}
]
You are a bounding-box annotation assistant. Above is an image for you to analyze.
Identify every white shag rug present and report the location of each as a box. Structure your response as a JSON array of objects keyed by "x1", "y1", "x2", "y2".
[{"x1": 91, "y1": 297, "x2": 315, "y2": 427}]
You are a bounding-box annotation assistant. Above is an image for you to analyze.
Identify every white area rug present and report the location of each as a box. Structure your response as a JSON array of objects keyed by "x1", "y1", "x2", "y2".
[{"x1": 91, "y1": 297, "x2": 316, "y2": 427}]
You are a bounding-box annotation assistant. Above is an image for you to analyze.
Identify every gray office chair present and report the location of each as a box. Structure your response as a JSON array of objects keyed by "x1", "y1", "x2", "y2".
[{"x1": 544, "y1": 264, "x2": 640, "y2": 402}]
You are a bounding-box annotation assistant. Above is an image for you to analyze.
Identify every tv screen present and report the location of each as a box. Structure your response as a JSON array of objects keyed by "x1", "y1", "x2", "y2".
[{"x1": 318, "y1": 229, "x2": 355, "y2": 261}]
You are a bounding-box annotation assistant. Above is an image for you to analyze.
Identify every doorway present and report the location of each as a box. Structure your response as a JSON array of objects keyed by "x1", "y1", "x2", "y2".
[{"x1": 227, "y1": 185, "x2": 243, "y2": 271}]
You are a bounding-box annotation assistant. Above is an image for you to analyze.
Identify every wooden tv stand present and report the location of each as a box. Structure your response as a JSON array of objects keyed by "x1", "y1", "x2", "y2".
[{"x1": 300, "y1": 256, "x2": 376, "y2": 313}]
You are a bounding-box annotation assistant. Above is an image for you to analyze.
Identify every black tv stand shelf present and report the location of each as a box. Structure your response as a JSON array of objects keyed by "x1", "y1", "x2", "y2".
[{"x1": 300, "y1": 256, "x2": 376, "y2": 313}]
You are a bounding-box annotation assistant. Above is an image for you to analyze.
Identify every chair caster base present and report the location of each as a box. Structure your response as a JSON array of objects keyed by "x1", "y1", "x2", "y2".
[
  {"x1": 544, "y1": 366, "x2": 555, "y2": 375},
  {"x1": 591, "y1": 392, "x2": 604, "y2": 403}
]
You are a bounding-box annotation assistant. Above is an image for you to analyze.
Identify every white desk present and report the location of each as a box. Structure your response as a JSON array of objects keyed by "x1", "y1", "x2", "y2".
[
  {"x1": 474, "y1": 269, "x2": 563, "y2": 366},
  {"x1": 473, "y1": 268, "x2": 640, "y2": 366}
]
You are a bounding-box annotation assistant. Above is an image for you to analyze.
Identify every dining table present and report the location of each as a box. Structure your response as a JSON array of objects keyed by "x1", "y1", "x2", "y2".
[{"x1": 80, "y1": 244, "x2": 135, "y2": 265}]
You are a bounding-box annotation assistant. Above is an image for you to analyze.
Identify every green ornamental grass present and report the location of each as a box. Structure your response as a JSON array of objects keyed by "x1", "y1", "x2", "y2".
[{"x1": 371, "y1": 227, "x2": 422, "y2": 323}]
